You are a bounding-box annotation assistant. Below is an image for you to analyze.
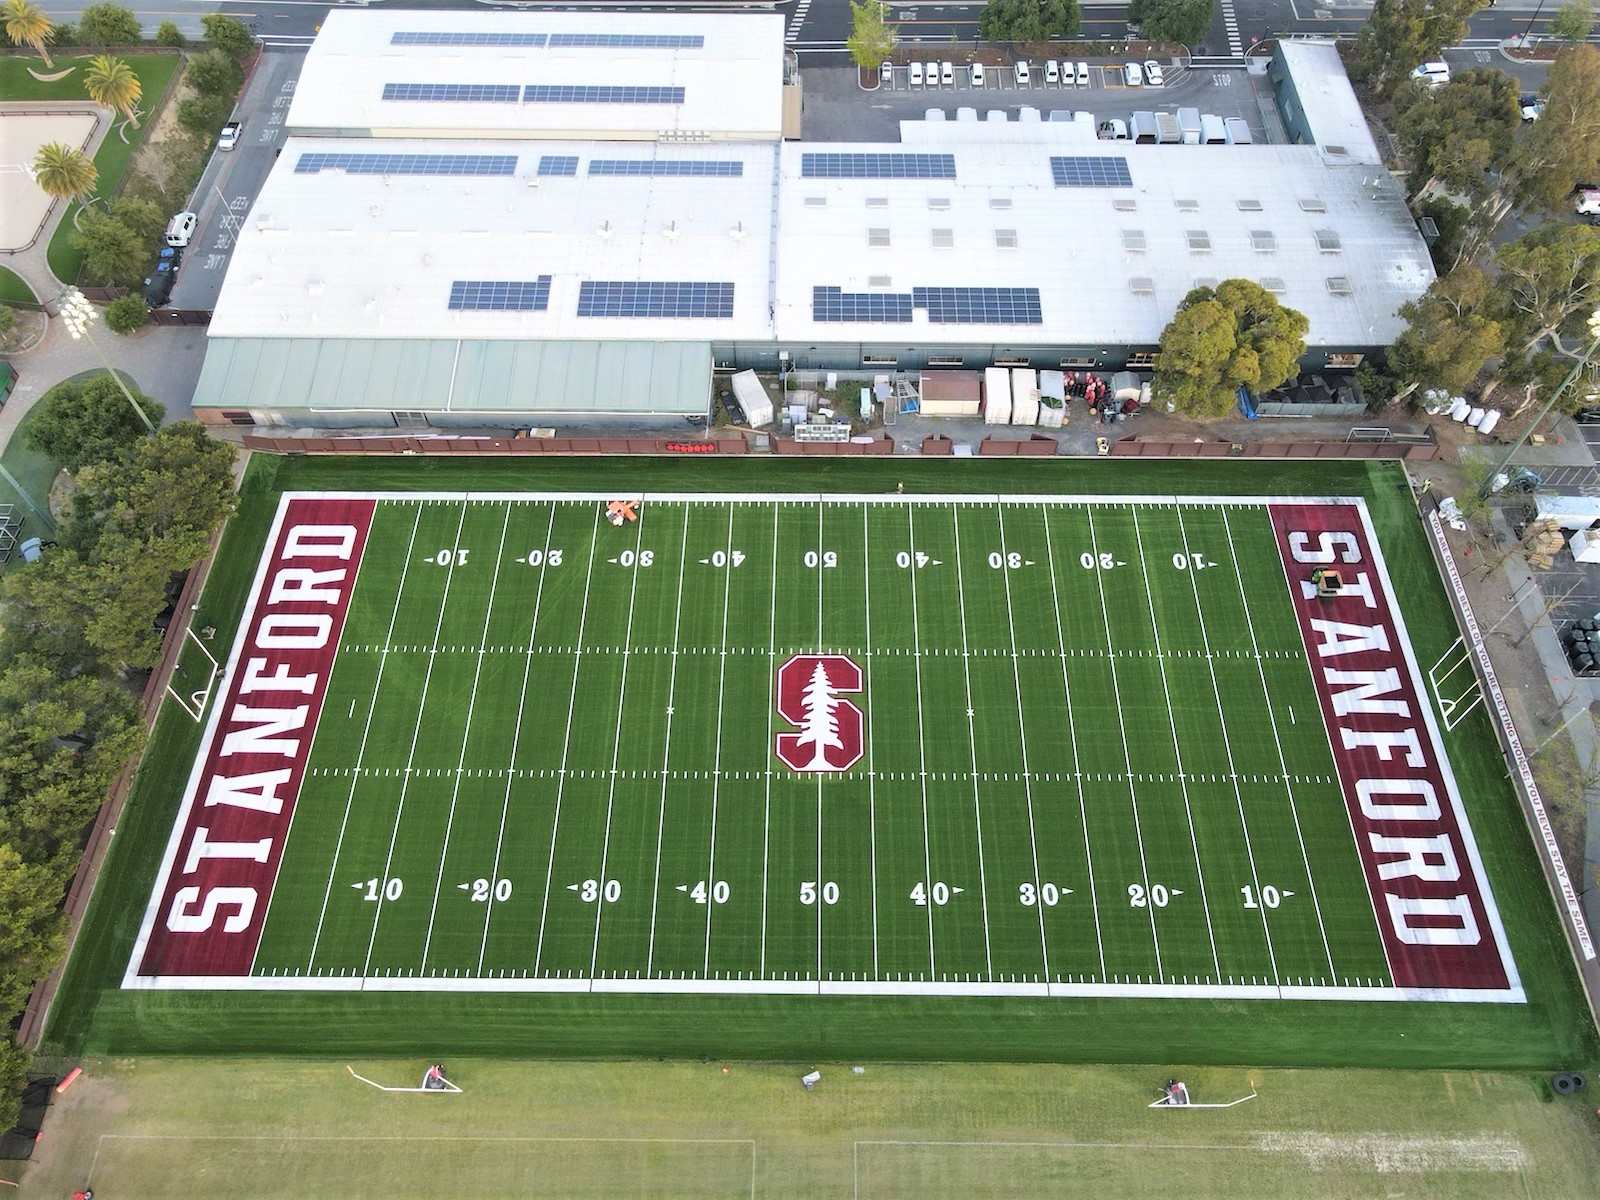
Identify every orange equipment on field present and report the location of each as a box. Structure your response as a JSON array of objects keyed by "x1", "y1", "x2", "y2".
[{"x1": 605, "y1": 499, "x2": 640, "y2": 526}]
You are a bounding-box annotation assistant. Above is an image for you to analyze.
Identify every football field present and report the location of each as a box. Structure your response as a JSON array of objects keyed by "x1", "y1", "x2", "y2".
[{"x1": 126, "y1": 491, "x2": 1520, "y2": 1003}]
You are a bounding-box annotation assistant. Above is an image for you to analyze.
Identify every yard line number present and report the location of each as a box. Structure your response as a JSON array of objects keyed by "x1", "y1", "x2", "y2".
[
  {"x1": 1128, "y1": 882, "x2": 1181, "y2": 908},
  {"x1": 1241, "y1": 884, "x2": 1292, "y2": 909},
  {"x1": 700, "y1": 550, "x2": 746, "y2": 568},
  {"x1": 987, "y1": 551, "x2": 1034, "y2": 570},
  {"x1": 911, "y1": 881, "x2": 962, "y2": 906},
  {"x1": 571, "y1": 878, "x2": 622, "y2": 902},
  {"x1": 460, "y1": 877, "x2": 512, "y2": 902},
  {"x1": 679, "y1": 880, "x2": 730, "y2": 904},
  {"x1": 519, "y1": 548, "x2": 564, "y2": 566},
  {"x1": 1018, "y1": 882, "x2": 1071, "y2": 906},
  {"x1": 430, "y1": 548, "x2": 470, "y2": 567},
  {"x1": 1080, "y1": 551, "x2": 1126, "y2": 570},
  {"x1": 357, "y1": 877, "x2": 403, "y2": 901},
  {"x1": 800, "y1": 880, "x2": 839, "y2": 905},
  {"x1": 612, "y1": 550, "x2": 654, "y2": 567},
  {"x1": 804, "y1": 550, "x2": 838, "y2": 569}
]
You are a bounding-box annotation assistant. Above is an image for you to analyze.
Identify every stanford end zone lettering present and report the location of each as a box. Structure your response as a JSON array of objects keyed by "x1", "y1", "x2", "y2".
[
  {"x1": 1269, "y1": 502, "x2": 1518, "y2": 997},
  {"x1": 774, "y1": 654, "x2": 864, "y2": 773},
  {"x1": 131, "y1": 497, "x2": 375, "y2": 980}
]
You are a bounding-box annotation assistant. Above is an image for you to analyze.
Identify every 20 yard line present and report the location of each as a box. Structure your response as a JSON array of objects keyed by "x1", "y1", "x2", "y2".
[
  {"x1": 358, "y1": 500, "x2": 473, "y2": 977},
  {"x1": 477, "y1": 502, "x2": 559, "y2": 973},
  {"x1": 531, "y1": 510, "x2": 605, "y2": 974},
  {"x1": 947, "y1": 505, "x2": 995, "y2": 980},
  {"x1": 1127, "y1": 506, "x2": 1223, "y2": 982},
  {"x1": 418, "y1": 504, "x2": 513, "y2": 967},
  {"x1": 905, "y1": 505, "x2": 940, "y2": 976},
  {"x1": 701, "y1": 503, "x2": 738, "y2": 975},
  {"x1": 645, "y1": 511, "x2": 694, "y2": 973}
]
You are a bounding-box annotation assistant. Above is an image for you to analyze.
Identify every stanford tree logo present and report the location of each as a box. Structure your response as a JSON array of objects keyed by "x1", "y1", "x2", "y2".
[{"x1": 774, "y1": 654, "x2": 864, "y2": 773}]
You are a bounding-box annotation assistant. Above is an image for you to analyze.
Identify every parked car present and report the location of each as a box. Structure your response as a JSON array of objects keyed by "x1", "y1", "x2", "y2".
[
  {"x1": 143, "y1": 265, "x2": 175, "y2": 307},
  {"x1": 1014, "y1": 60, "x2": 1030, "y2": 86},
  {"x1": 1123, "y1": 61, "x2": 1144, "y2": 87},
  {"x1": 1075, "y1": 61, "x2": 1089, "y2": 87},
  {"x1": 1520, "y1": 93, "x2": 1543, "y2": 122},
  {"x1": 1411, "y1": 61, "x2": 1450, "y2": 88},
  {"x1": 969, "y1": 62, "x2": 985, "y2": 87},
  {"x1": 1143, "y1": 60, "x2": 1164, "y2": 87},
  {"x1": 880, "y1": 60, "x2": 893, "y2": 84},
  {"x1": 1044, "y1": 59, "x2": 1060, "y2": 85},
  {"x1": 165, "y1": 211, "x2": 197, "y2": 248},
  {"x1": 909, "y1": 60, "x2": 924, "y2": 86},
  {"x1": 940, "y1": 60, "x2": 953, "y2": 86},
  {"x1": 218, "y1": 120, "x2": 242, "y2": 151}
]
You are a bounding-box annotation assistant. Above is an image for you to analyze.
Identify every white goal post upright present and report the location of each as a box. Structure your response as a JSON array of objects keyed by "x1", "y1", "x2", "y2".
[{"x1": 165, "y1": 626, "x2": 222, "y2": 723}]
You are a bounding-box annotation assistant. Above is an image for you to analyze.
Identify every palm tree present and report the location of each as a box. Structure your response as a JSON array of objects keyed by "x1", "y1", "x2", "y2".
[
  {"x1": 86, "y1": 54, "x2": 141, "y2": 128},
  {"x1": 32, "y1": 142, "x2": 98, "y2": 204},
  {"x1": 1, "y1": 0, "x2": 55, "y2": 69}
]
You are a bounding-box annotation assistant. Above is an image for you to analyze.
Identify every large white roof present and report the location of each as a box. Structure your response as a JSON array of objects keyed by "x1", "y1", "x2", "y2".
[
  {"x1": 287, "y1": 9, "x2": 785, "y2": 141},
  {"x1": 772, "y1": 122, "x2": 1431, "y2": 349},
  {"x1": 209, "y1": 137, "x2": 777, "y2": 342}
]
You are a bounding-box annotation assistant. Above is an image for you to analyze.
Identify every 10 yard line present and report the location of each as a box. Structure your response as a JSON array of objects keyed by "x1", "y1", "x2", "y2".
[
  {"x1": 947, "y1": 505, "x2": 995, "y2": 980},
  {"x1": 701, "y1": 503, "x2": 739, "y2": 975},
  {"x1": 645, "y1": 510, "x2": 694, "y2": 973}
]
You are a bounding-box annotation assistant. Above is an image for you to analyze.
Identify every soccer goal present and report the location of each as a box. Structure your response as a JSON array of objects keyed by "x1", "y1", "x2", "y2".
[{"x1": 346, "y1": 1064, "x2": 463, "y2": 1095}]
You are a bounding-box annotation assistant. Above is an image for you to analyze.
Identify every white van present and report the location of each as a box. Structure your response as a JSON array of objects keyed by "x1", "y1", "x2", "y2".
[
  {"x1": 1075, "y1": 61, "x2": 1089, "y2": 87},
  {"x1": 909, "y1": 60, "x2": 924, "y2": 86},
  {"x1": 1014, "y1": 60, "x2": 1030, "y2": 86},
  {"x1": 1200, "y1": 113, "x2": 1228, "y2": 144},
  {"x1": 940, "y1": 60, "x2": 954, "y2": 86},
  {"x1": 165, "y1": 211, "x2": 198, "y2": 248},
  {"x1": 969, "y1": 62, "x2": 985, "y2": 87},
  {"x1": 1045, "y1": 60, "x2": 1060, "y2": 85}
]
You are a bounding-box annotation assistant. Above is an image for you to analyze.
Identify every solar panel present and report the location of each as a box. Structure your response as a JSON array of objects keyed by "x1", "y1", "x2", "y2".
[
  {"x1": 382, "y1": 83, "x2": 520, "y2": 102},
  {"x1": 295, "y1": 152, "x2": 517, "y2": 176},
  {"x1": 812, "y1": 287, "x2": 913, "y2": 323},
  {"x1": 1049, "y1": 156, "x2": 1133, "y2": 188},
  {"x1": 537, "y1": 155, "x2": 579, "y2": 176},
  {"x1": 912, "y1": 287, "x2": 1043, "y2": 325},
  {"x1": 448, "y1": 278, "x2": 552, "y2": 311},
  {"x1": 587, "y1": 159, "x2": 743, "y2": 176},
  {"x1": 800, "y1": 153, "x2": 956, "y2": 179},
  {"x1": 549, "y1": 33, "x2": 704, "y2": 47},
  {"x1": 392, "y1": 31, "x2": 548, "y2": 46},
  {"x1": 577, "y1": 281, "x2": 734, "y2": 318},
  {"x1": 524, "y1": 84, "x2": 684, "y2": 104}
]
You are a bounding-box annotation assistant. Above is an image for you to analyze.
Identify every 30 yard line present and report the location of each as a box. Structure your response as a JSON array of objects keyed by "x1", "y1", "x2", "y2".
[
  {"x1": 904, "y1": 505, "x2": 940, "y2": 976},
  {"x1": 701, "y1": 502, "x2": 738, "y2": 975},
  {"x1": 531, "y1": 510, "x2": 605, "y2": 974},
  {"x1": 947, "y1": 505, "x2": 995, "y2": 980},
  {"x1": 645, "y1": 511, "x2": 694, "y2": 974},
  {"x1": 359, "y1": 500, "x2": 473, "y2": 977},
  {"x1": 1128, "y1": 506, "x2": 1222, "y2": 982},
  {"x1": 477, "y1": 501, "x2": 558, "y2": 973},
  {"x1": 418, "y1": 504, "x2": 513, "y2": 967}
]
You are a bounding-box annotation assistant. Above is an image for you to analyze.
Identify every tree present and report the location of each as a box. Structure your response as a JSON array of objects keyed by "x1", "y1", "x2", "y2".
[
  {"x1": 75, "y1": 2, "x2": 140, "y2": 46},
  {"x1": 1507, "y1": 45, "x2": 1600, "y2": 213},
  {"x1": 105, "y1": 293, "x2": 148, "y2": 332},
  {"x1": 0, "y1": 1039, "x2": 28, "y2": 1138},
  {"x1": 26, "y1": 375, "x2": 163, "y2": 470},
  {"x1": 2, "y1": 0, "x2": 54, "y2": 68},
  {"x1": 0, "y1": 843, "x2": 66, "y2": 1017},
  {"x1": 1550, "y1": 0, "x2": 1594, "y2": 43},
  {"x1": 980, "y1": 0, "x2": 1081, "y2": 42},
  {"x1": 30, "y1": 142, "x2": 97, "y2": 204},
  {"x1": 1355, "y1": 0, "x2": 1488, "y2": 96},
  {"x1": 69, "y1": 206, "x2": 148, "y2": 286},
  {"x1": 185, "y1": 47, "x2": 243, "y2": 98},
  {"x1": 1392, "y1": 68, "x2": 1518, "y2": 202},
  {"x1": 1126, "y1": 0, "x2": 1212, "y2": 46},
  {"x1": 846, "y1": 0, "x2": 896, "y2": 70},
  {"x1": 201, "y1": 11, "x2": 253, "y2": 58},
  {"x1": 1490, "y1": 223, "x2": 1600, "y2": 353},
  {"x1": 796, "y1": 662, "x2": 843, "y2": 769},
  {"x1": 1153, "y1": 279, "x2": 1309, "y2": 417},
  {"x1": 86, "y1": 53, "x2": 142, "y2": 128},
  {"x1": 1389, "y1": 267, "x2": 1505, "y2": 397},
  {"x1": 177, "y1": 93, "x2": 232, "y2": 137},
  {"x1": 155, "y1": 19, "x2": 184, "y2": 47}
]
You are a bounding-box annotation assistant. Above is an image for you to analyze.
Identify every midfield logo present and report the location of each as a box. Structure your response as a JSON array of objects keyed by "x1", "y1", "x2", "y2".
[{"x1": 774, "y1": 654, "x2": 865, "y2": 773}]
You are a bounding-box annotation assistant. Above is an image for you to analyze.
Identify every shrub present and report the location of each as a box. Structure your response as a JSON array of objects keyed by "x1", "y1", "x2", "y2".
[
  {"x1": 104, "y1": 294, "x2": 149, "y2": 333},
  {"x1": 156, "y1": 20, "x2": 185, "y2": 47},
  {"x1": 177, "y1": 93, "x2": 232, "y2": 137},
  {"x1": 185, "y1": 48, "x2": 243, "y2": 98},
  {"x1": 76, "y1": 3, "x2": 141, "y2": 46}
]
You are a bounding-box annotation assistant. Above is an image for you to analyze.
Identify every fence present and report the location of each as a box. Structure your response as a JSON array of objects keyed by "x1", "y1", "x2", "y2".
[
  {"x1": 1109, "y1": 438, "x2": 1438, "y2": 461},
  {"x1": 979, "y1": 435, "x2": 1059, "y2": 456},
  {"x1": 770, "y1": 435, "x2": 893, "y2": 456},
  {"x1": 242, "y1": 433, "x2": 751, "y2": 456}
]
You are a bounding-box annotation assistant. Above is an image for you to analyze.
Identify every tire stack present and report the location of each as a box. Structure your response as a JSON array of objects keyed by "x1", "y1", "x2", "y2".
[
  {"x1": 1564, "y1": 620, "x2": 1600, "y2": 676},
  {"x1": 1552, "y1": 1072, "x2": 1587, "y2": 1095}
]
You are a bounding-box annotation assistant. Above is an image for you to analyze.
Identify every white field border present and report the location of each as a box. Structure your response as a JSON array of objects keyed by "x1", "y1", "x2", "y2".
[{"x1": 122, "y1": 492, "x2": 1522, "y2": 1003}]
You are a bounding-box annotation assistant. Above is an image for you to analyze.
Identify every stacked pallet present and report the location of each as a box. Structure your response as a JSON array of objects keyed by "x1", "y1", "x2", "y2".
[{"x1": 1523, "y1": 518, "x2": 1565, "y2": 569}]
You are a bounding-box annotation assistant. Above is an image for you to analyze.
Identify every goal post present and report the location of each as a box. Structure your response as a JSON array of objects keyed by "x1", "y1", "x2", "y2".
[{"x1": 346, "y1": 1064, "x2": 463, "y2": 1095}]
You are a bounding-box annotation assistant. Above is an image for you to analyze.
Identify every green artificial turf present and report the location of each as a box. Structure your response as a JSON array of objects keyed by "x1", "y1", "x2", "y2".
[
  {"x1": 41, "y1": 457, "x2": 1600, "y2": 1071},
  {"x1": 0, "y1": 266, "x2": 38, "y2": 305}
]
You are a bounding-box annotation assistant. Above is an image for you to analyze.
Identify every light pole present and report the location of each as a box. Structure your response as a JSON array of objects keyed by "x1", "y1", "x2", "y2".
[
  {"x1": 1479, "y1": 308, "x2": 1600, "y2": 499},
  {"x1": 54, "y1": 286, "x2": 157, "y2": 434}
]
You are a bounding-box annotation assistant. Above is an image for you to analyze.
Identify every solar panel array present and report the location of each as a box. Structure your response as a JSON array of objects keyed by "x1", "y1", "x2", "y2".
[
  {"x1": 537, "y1": 155, "x2": 579, "y2": 176},
  {"x1": 913, "y1": 286, "x2": 1043, "y2": 325},
  {"x1": 588, "y1": 159, "x2": 743, "y2": 176},
  {"x1": 1049, "y1": 157, "x2": 1134, "y2": 188},
  {"x1": 524, "y1": 84, "x2": 684, "y2": 104},
  {"x1": 295, "y1": 152, "x2": 517, "y2": 176},
  {"x1": 448, "y1": 278, "x2": 552, "y2": 311},
  {"x1": 392, "y1": 31, "x2": 548, "y2": 46},
  {"x1": 812, "y1": 287, "x2": 914, "y2": 323},
  {"x1": 800, "y1": 153, "x2": 957, "y2": 180},
  {"x1": 382, "y1": 83, "x2": 520, "y2": 102},
  {"x1": 577, "y1": 281, "x2": 734, "y2": 318},
  {"x1": 549, "y1": 33, "x2": 703, "y2": 47}
]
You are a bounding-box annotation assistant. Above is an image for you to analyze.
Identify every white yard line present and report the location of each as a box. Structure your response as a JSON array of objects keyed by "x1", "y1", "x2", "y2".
[
  {"x1": 531, "y1": 513, "x2": 604, "y2": 974},
  {"x1": 815, "y1": 500, "x2": 825, "y2": 981},
  {"x1": 862, "y1": 503, "x2": 880, "y2": 978},
  {"x1": 905, "y1": 506, "x2": 940, "y2": 976},
  {"x1": 1127, "y1": 507, "x2": 1223, "y2": 982},
  {"x1": 1038, "y1": 509, "x2": 1107, "y2": 981},
  {"x1": 359, "y1": 501, "x2": 473, "y2": 977},
  {"x1": 948, "y1": 505, "x2": 995, "y2": 980},
  {"x1": 992, "y1": 505, "x2": 1052, "y2": 981},
  {"x1": 1219, "y1": 506, "x2": 1337, "y2": 977},
  {"x1": 477, "y1": 502, "x2": 558, "y2": 973},
  {"x1": 418, "y1": 505, "x2": 514, "y2": 967},
  {"x1": 645, "y1": 512, "x2": 694, "y2": 974},
  {"x1": 758, "y1": 503, "x2": 779, "y2": 978},
  {"x1": 306, "y1": 502, "x2": 425, "y2": 968},
  {"x1": 1085, "y1": 507, "x2": 1164, "y2": 979},
  {"x1": 701, "y1": 503, "x2": 738, "y2": 975},
  {"x1": 1170, "y1": 504, "x2": 1280, "y2": 982},
  {"x1": 585, "y1": 514, "x2": 650, "y2": 979}
]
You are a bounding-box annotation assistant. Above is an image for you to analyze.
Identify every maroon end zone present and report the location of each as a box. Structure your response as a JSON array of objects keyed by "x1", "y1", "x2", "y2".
[
  {"x1": 132, "y1": 497, "x2": 375, "y2": 979},
  {"x1": 1269, "y1": 502, "x2": 1517, "y2": 996}
]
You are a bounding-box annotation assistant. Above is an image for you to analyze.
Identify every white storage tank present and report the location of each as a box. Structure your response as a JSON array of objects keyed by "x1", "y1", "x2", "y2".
[
  {"x1": 1468, "y1": 406, "x2": 1487, "y2": 428},
  {"x1": 1011, "y1": 368, "x2": 1039, "y2": 426},
  {"x1": 983, "y1": 366, "x2": 1012, "y2": 424},
  {"x1": 1478, "y1": 409, "x2": 1502, "y2": 436},
  {"x1": 1450, "y1": 398, "x2": 1472, "y2": 422},
  {"x1": 729, "y1": 369, "x2": 774, "y2": 427}
]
